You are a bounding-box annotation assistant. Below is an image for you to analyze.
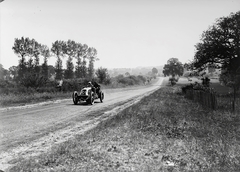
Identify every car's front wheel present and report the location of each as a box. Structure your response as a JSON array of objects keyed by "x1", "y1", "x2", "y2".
[
  {"x1": 73, "y1": 92, "x2": 79, "y2": 105},
  {"x1": 87, "y1": 91, "x2": 95, "y2": 105}
]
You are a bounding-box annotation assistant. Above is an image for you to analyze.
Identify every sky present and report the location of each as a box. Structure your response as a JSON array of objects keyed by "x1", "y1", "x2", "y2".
[{"x1": 0, "y1": 0, "x2": 239, "y2": 70}]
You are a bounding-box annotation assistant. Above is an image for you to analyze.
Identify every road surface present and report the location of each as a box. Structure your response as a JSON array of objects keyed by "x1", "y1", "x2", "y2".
[{"x1": 0, "y1": 77, "x2": 165, "y2": 171}]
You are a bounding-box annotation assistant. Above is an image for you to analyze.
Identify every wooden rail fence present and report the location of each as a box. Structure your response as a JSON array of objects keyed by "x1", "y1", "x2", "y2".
[{"x1": 185, "y1": 89, "x2": 217, "y2": 110}]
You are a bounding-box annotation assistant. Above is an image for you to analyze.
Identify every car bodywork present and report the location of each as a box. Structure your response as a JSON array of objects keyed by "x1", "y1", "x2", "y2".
[{"x1": 72, "y1": 86, "x2": 104, "y2": 105}]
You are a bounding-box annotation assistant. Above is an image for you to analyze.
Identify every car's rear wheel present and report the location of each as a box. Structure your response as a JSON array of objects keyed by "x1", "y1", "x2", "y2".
[{"x1": 73, "y1": 93, "x2": 79, "y2": 105}]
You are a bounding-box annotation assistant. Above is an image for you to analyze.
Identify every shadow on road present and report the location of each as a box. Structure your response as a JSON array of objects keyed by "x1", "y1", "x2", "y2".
[{"x1": 68, "y1": 101, "x2": 103, "y2": 106}]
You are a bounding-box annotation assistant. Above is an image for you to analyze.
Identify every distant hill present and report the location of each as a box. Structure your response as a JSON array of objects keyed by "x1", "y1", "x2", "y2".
[{"x1": 107, "y1": 66, "x2": 164, "y2": 77}]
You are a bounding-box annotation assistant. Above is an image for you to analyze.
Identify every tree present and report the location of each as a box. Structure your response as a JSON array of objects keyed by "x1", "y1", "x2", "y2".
[
  {"x1": 208, "y1": 64, "x2": 216, "y2": 76},
  {"x1": 80, "y1": 44, "x2": 88, "y2": 78},
  {"x1": 64, "y1": 57, "x2": 74, "y2": 79},
  {"x1": 87, "y1": 47, "x2": 98, "y2": 79},
  {"x1": 51, "y1": 40, "x2": 66, "y2": 80},
  {"x1": 183, "y1": 62, "x2": 193, "y2": 71},
  {"x1": 9, "y1": 66, "x2": 18, "y2": 80},
  {"x1": 40, "y1": 45, "x2": 50, "y2": 79},
  {"x1": 96, "y1": 67, "x2": 110, "y2": 84},
  {"x1": 12, "y1": 37, "x2": 42, "y2": 82},
  {"x1": 31, "y1": 40, "x2": 41, "y2": 74},
  {"x1": 193, "y1": 11, "x2": 240, "y2": 112},
  {"x1": 152, "y1": 67, "x2": 158, "y2": 74},
  {"x1": 152, "y1": 67, "x2": 158, "y2": 78},
  {"x1": 125, "y1": 72, "x2": 130, "y2": 76},
  {"x1": 12, "y1": 37, "x2": 31, "y2": 81},
  {"x1": 48, "y1": 65, "x2": 55, "y2": 79},
  {"x1": 75, "y1": 43, "x2": 83, "y2": 78},
  {"x1": 0, "y1": 64, "x2": 6, "y2": 80},
  {"x1": 162, "y1": 58, "x2": 184, "y2": 77},
  {"x1": 64, "y1": 40, "x2": 76, "y2": 79},
  {"x1": 55, "y1": 57, "x2": 63, "y2": 80}
]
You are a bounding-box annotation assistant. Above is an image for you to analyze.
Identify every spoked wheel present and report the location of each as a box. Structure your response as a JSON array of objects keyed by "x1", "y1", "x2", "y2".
[
  {"x1": 100, "y1": 92, "x2": 104, "y2": 103},
  {"x1": 73, "y1": 93, "x2": 79, "y2": 105},
  {"x1": 88, "y1": 91, "x2": 95, "y2": 105}
]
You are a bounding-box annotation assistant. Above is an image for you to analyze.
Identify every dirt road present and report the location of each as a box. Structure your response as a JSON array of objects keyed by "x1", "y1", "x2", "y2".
[{"x1": 0, "y1": 77, "x2": 165, "y2": 171}]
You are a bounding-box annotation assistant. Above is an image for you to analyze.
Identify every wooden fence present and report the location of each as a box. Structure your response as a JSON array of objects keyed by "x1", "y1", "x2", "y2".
[{"x1": 185, "y1": 89, "x2": 217, "y2": 110}]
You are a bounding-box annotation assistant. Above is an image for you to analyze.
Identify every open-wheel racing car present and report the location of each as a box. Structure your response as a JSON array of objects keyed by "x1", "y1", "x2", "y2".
[{"x1": 72, "y1": 84, "x2": 104, "y2": 105}]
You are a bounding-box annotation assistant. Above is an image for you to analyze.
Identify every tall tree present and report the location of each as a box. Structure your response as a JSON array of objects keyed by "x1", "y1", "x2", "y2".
[
  {"x1": 87, "y1": 47, "x2": 98, "y2": 79},
  {"x1": 40, "y1": 45, "x2": 50, "y2": 79},
  {"x1": 31, "y1": 40, "x2": 41, "y2": 74},
  {"x1": 193, "y1": 11, "x2": 240, "y2": 74},
  {"x1": 162, "y1": 58, "x2": 184, "y2": 77},
  {"x1": 75, "y1": 43, "x2": 83, "y2": 78},
  {"x1": 95, "y1": 67, "x2": 110, "y2": 84},
  {"x1": 12, "y1": 37, "x2": 32, "y2": 80},
  {"x1": 152, "y1": 67, "x2": 158, "y2": 76},
  {"x1": 12, "y1": 37, "x2": 42, "y2": 82},
  {"x1": 51, "y1": 40, "x2": 66, "y2": 80},
  {"x1": 64, "y1": 58, "x2": 74, "y2": 79},
  {"x1": 64, "y1": 40, "x2": 76, "y2": 79},
  {"x1": 48, "y1": 65, "x2": 55, "y2": 79},
  {"x1": 0, "y1": 64, "x2": 5, "y2": 80},
  {"x1": 193, "y1": 11, "x2": 240, "y2": 112},
  {"x1": 80, "y1": 44, "x2": 88, "y2": 78}
]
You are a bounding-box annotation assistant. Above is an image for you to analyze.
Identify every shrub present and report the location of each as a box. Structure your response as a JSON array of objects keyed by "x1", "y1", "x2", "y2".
[
  {"x1": 137, "y1": 75, "x2": 147, "y2": 83},
  {"x1": 169, "y1": 77, "x2": 177, "y2": 86}
]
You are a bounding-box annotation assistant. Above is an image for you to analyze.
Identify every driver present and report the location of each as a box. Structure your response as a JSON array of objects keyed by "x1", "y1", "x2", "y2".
[
  {"x1": 87, "y1": 81, "x2": 96, "y2": 96},
  {"x1": 92, "y1": 81, "x2": 100, "y2": 93}
]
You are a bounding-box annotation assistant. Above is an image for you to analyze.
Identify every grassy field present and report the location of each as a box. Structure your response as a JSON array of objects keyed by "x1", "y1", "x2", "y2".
[
  {"x1": 9, "y1": 82, "x2": 240, "y2": 171},
  {"x1": 176, "y1": 77, "x2": 231, "y2": 95},
  {"x1": 176, "y1": 77, "x2": 240, "y2": 113}
]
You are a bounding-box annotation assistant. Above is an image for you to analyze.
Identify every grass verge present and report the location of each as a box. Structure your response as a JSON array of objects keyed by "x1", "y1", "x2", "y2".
[
  {"x1": 9, "y1": 86, "x2": 240, "y2": 172},
  {"x1": 0, "y1": 92, "x2": 72, "y2": 107}
]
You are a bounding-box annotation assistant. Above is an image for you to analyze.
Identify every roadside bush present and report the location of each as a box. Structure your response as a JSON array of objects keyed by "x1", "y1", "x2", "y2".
[
  {"x1": 20, "y1": 74, "x2": 48, "y2": 88},
  {"x1": 0, "y1": 79, "x2": 16, "y2": 88},
  {"x1": 118, "y1": 77, "x2": 135, "y2": 85},
  {"x1": 0, "y1": 80, "x2": 16, "y2": 94},
  {"x1": 116, "y1": 75, "x2": 147, "y2": 86},
  {"x1": 103, "y1": 75, "x2": 111, "y2": 85},
  {"x1": 0, "y1": 78, "x2": 97, "y2": 95},
  {"x1": 115, "y1": 74, "x2": 124, "y2": 81},
  {"x1": 182, "y1": 82, "x2": 215, "y2": 93},
  {"x1": 137, "y1": 75, "x2": 147, "y2": 83},
  {"x1": 169, "y1": 77, "x2": 177, "y2": 86},
  {"x1": 59, "y1": 78, "x2": 90, "y2": 92}
]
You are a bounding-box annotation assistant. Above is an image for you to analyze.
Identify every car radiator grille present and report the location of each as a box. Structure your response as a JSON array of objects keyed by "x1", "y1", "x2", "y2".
[{"x1": 81, "y1": 90, "x2": 87, "y2": 95}]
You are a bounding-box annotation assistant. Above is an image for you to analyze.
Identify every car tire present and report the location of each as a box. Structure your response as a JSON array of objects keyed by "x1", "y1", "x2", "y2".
[
  {"x1": 73, "y1": 92, "x2": 78, "y2": 105},
  {"x1": 89, "y1": 91, "x2": 94, "y2": 105},
  {"x1": 100, "y1": 92, "x2": 104, "y2": 103}
]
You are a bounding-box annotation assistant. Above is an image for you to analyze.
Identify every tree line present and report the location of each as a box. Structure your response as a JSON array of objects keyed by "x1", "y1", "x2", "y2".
[{"x1": 9, "y1": 37, "x2": 98, "y2": 82}]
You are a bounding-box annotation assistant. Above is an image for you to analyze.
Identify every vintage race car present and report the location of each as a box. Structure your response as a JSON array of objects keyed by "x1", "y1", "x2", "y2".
[{"x1": 72, "y1": 86, "x2": 104, "y2": 105}]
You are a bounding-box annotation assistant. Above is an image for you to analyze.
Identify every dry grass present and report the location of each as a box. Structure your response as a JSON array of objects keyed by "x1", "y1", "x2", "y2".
[
  {"x1": 9, "y1": 86, "x2": 240, "y2": 172},
  {"x1": 0, "y1": 92, "x2": 71, "y2": 107}
]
